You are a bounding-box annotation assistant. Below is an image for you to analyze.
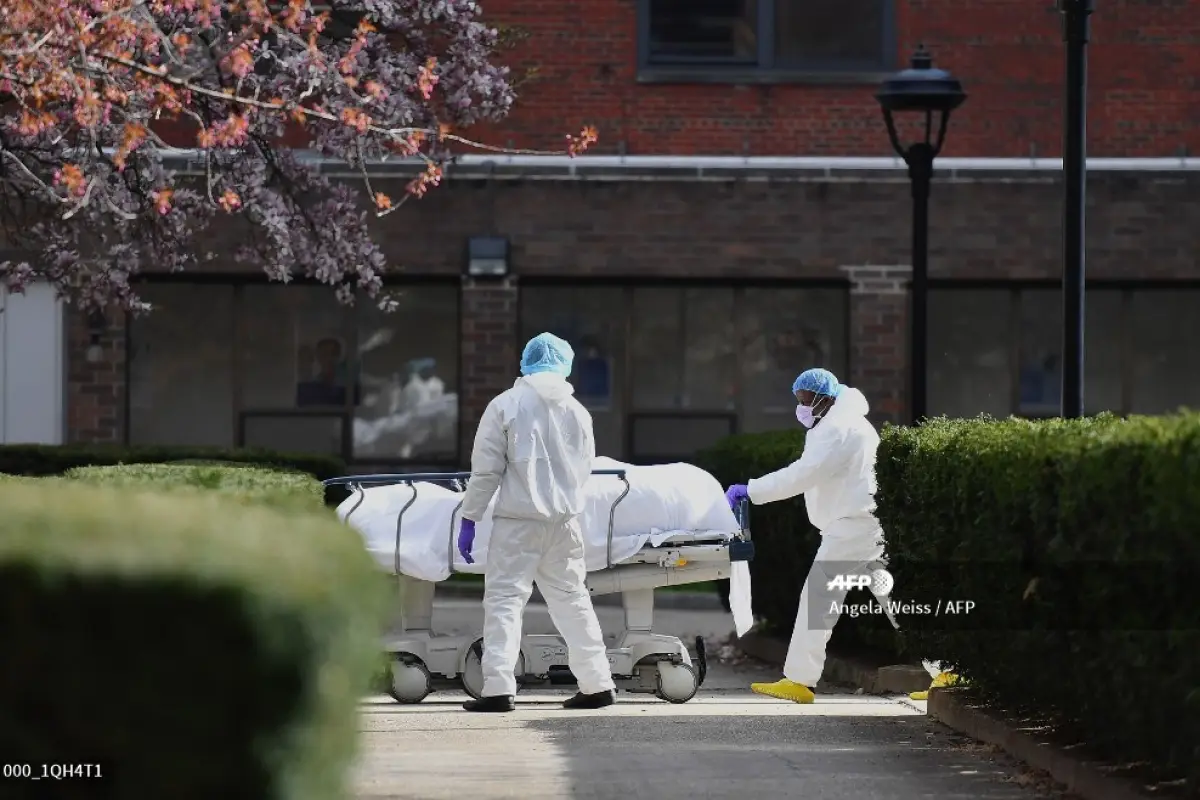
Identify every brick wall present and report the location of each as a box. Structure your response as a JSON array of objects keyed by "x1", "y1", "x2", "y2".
[
  {"x1": 475, "y1": 0, "x2": 1200, "y2": 158},
  {"x1": 149, "y1": 2, "x2": 1199, "y2": 158},
  {"x1": 841, "y1": 266, "x2": 911, "y2": 426},
  {"x1": 381, "y1": 171, "x2": 1200, "y2": 281},
  {"x1": 459, "y1": 276, "x2": 520, "y2": 456},
  {"x1": 67, "y1": 307, "x2": 125, "y2": 444}
]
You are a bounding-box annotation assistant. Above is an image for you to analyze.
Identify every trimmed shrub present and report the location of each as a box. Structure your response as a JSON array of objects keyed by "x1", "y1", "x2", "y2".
[
  {"x1": 65, "y1": 463, "x2": 326, "y2": 513},
  {"x1": 0, "y1": 444, "x2": 345, "y2": 482},
  {"x1": 876, "y1": 413, "x2": 1200, "y2": 786},
  {"x1": 698, "y1": 412, "x2": 1200, "y2": 785},
  {"x1": 0, "y1": 478, "x2": 387, "y2": 799}
]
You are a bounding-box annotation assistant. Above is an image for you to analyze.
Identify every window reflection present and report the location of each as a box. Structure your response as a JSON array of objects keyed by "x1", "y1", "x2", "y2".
[
  {"x1": 520, "y1": 284, "x2": 851, "y2": 456},
  {"x1": 740, "y1": 287, "x2": 848, "y2": 434},
  {"x1": 128, "y1": 282, "x2": 460, "y2": 462},
  {"x1": 128, "y1": 284, "x2": 236, "y2": 447},
  {"x1": 1130, "y1": 289, "x2": 1200, "y2": 414},
  {"x1": 353, "y1": 291, "x2": 459, "y2": 460},
  {"x1": 927, "y1": 287, "x2": 1130, "y2": 419},
  {"x1": 519, "y1": 286, "x2": 626, "y2": 458}
]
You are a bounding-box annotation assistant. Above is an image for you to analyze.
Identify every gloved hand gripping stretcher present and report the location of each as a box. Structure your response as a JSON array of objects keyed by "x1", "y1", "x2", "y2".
[{"x1": 325, "y1": 457, "x2": 755, "y2": 704}]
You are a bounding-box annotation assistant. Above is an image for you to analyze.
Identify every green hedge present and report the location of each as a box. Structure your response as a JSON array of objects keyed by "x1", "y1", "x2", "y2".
[
  {"x1": 65, "y1": 463, "x2": 327, "y2": 513},
  {"x1": 877, "y1": 413, "x2": 1200, "y2": 785},
  {"x1": 0, "y1": 444, "x2": 345, "y2": 481},
  {"x1": 0, "y1": 477, "x2": 386, "y2": 799},
  {"x1": 697, "y1": 413, "x2": 1200, "y2": 786}
]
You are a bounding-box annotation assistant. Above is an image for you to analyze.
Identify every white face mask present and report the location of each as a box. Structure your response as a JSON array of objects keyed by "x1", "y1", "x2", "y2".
[
  {"x1": 796, "y1": 404, "x2": 816, "y2": 428},
  {"x1": 796, "y1": 396, "x2": 831, "y2": 428}
]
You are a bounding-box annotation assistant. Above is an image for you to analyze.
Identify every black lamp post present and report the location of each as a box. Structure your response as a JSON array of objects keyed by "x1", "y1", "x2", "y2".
[
  {"x1": 876, "y1": 46, "x2": 966, "y2": 425},
  {"x1": 1060, "y1": 0, "x2": 1093, "y2": 419}
]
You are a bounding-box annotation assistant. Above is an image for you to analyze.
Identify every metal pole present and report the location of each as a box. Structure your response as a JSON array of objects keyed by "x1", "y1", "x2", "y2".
[
  {"x1": 907, "y1": 144, "x2": 934, "y2": 425},
  {"x1": 1061, "y1": 0, "x2": 1092, "y2": 418}
]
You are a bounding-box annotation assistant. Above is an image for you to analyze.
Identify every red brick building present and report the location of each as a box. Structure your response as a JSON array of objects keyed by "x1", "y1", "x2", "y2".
[{"x1": 71, "y1": 0, "x2": 1200, "y2": 468}]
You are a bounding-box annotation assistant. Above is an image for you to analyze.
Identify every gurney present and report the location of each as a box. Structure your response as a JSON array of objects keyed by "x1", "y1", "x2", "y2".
[{"x1": 325, "y1": 458, "x2": 755, "y2": 704}]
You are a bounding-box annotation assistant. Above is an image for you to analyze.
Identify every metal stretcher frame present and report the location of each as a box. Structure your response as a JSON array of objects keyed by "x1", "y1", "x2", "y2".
[
  {"x1": 324, "y1": 468, "x2": 744, "y2": 578},
  {"x1": 324, "y1": 468, "x2": 753, "y2": 705}
]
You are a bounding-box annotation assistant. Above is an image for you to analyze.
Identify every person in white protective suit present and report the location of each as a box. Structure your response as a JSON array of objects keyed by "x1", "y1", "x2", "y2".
[
  {"x1": 455, "y1": 332, "x2": 618, "y2": 713},
  {"x1": 402, "y1": 358, "x2": 445, "y2": 407},
  {"x1": 723, "y1": 368, "x2": 904, "y2": 704}
]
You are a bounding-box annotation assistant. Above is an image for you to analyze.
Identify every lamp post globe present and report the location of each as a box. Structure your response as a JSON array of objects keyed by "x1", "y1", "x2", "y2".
[
  {"x1": 877, "y1": 47, "x2": 966, "y2": 108},
  {"x1": 875, "y1": 46, "x2": 966, "y2": 425}
]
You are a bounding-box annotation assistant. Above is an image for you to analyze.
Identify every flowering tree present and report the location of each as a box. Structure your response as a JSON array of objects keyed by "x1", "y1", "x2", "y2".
[{"x1": 0, "y1": 0, "x2": 595, "y2": 311}]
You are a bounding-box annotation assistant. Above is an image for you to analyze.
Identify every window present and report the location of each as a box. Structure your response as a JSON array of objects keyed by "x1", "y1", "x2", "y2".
[
  {"x1": 739, "y1": 286, "x2": 848, "y2": 433},
  {"x1": 518, "y1": 286, "x2": 626, "y2": 458},
  {"x1": 642, "y1": 0, "x2": 892, "y2": 77},
  {"x1": 520, "y1": 284, "x2": 850, "y2": 461},
  {"x1": 628, "y1": 287, "x2": 739, "y2": 462},
  {"x1": 926, "y1": 290, "x2": 1012, "y2": 419},
  {"x1": 353, "y1": 290, "x2": 459, "y2": 460},
  {"x1": 1129, "y1": 289, "x2": 1200, "y2": 414},
  {"x1": 128, "y1": 282, "x2": 460, "y2": 462},
  {"x1": 925, "y1": 287, "x2": 1186, "y2": 419},
  {"x1": 629, "y1": 287, "x2": 737, "y2": 413},
  {"x1": 129, "y1": 284, "x2": 236, "y2": 447}
]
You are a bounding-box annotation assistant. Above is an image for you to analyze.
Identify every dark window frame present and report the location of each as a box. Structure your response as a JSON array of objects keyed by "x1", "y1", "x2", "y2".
[
  {"x1": 636, "y1": 0, "x2": 897, "y2": 85},
  {"x1": 123, "y1": 273, "x2": 462, "y2": 469}
]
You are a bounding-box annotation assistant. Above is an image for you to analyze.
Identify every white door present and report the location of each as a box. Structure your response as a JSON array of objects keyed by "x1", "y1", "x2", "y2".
[{"x1": 0, "y1": 283, "x2": 65, "y2": 444}]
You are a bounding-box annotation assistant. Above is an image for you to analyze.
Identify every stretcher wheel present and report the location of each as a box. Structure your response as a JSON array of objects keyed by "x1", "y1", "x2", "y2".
[
  {"x1": 654, "y1": 661, "x2": 698, "y2": 704},
  {"x1": 388, "y1": 656, "x2": 433, "y2": 704},
  {"x1": 460, "y1": 637, "x2": 525, "y2": 701}
]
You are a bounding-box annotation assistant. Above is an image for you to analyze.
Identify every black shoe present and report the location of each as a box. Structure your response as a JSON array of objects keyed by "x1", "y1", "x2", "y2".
[
  {"x1": 562, "y1": 689, "x2": 616, "y2": 710},
  {"x1": 463, "y1": 695, "x2": 515, "y2": 713}
]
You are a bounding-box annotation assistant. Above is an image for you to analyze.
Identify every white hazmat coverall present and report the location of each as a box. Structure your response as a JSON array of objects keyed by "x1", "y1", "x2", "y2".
[
  {"x1": 459, "y1": 372, "x2": 616, "y2": 698},
  {"x1": 747, "y1": 387, "x2": 899, "y2": 687}
]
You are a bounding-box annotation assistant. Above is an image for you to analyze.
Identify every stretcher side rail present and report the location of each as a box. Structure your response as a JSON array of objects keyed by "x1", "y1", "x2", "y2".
[{"x1": 323, "y1": 469, "x2": 635, "y2": 576}]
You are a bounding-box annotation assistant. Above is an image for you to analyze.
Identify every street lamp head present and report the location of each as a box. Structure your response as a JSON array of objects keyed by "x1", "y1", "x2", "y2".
[{"x1": 876, "y1": 45, "x2": 967, "y2": 158}]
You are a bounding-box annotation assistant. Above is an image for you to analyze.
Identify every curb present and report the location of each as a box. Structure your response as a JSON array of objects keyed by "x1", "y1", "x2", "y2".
[
  {"x1": 435, "y1": 582, "x2": 724, "y2": 611},
  {"x1": 735, "y1": 631, "x2": 930, "y2": 694},
  {"x1": 927, "y1": 688, "x2": 1152, "y2": 800}
]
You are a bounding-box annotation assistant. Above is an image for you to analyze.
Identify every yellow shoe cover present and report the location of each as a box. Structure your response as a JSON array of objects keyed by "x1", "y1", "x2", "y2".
[
  {"x1": 909, "y1": 671, "x2": 962, "y2": 701},
  {"x1": 750, "y1": 678, "x2": 815, "y2": 704}
]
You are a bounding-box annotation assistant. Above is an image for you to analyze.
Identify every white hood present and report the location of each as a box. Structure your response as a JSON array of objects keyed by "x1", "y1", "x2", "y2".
[
  {"x1": 518, "y1": 372, "x2": 576, "y2": 402},
  {"x1": 747, "y1": 383, "x2": 881, "y2": 533},
  {"x1": 461, "y1": 370, "x2": 594, "y2": 525},
  {"x1": 826, "y1": 387, "x2": 869, "y2": 421}
]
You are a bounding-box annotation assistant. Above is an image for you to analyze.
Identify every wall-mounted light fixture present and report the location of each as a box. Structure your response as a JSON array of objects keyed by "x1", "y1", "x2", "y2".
[{"x1": 464, "y1": 236, "x2": 509, "y2": 279}]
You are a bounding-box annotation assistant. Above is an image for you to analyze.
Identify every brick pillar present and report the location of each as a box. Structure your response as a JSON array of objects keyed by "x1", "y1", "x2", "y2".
[
  {"x1": 840, "y1": 266, "x2": 911, "y2": 426},
  {"x1": 459, "y1": 276, "x2": 519, "y2": 464},
  {"x1": 66, "y1": 306, "x2": 126, "y2": 443}
]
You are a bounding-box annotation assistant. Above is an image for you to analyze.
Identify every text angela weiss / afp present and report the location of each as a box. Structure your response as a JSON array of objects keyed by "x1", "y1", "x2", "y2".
[
  {"x1": 823, "y1": 569, "x2": 976, "y2": 620},
  {"x1": 831, "y1": 597, "x2": 977, "y2": 619}
]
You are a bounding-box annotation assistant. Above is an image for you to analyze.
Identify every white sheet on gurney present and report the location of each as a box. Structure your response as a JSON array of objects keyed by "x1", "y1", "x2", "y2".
[{"x1": 338, "y1": 456, "x2": 754, "y2": 637}]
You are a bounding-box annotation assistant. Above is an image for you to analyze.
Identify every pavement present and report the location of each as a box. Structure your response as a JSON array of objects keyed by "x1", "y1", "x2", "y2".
[{"x1": 353, "y1": 598, "x2": 1061, "y2": 800}]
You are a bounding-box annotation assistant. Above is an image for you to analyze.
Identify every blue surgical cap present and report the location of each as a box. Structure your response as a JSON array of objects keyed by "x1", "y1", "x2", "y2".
[
  {"x1": 521, "y1": 332, "x2": 574, "y2": 377},
  {"x1": 792, "y1": 368, "x2": 842, "y2": 398}
]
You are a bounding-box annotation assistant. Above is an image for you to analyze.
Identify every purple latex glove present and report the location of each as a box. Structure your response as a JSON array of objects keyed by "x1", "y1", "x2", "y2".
[
  {"x1": 458, "y1": 519, "x2": 476, "y2": 564},
  {"x1": 724, "y1": 484, "x2": 749, "y2": 510}
]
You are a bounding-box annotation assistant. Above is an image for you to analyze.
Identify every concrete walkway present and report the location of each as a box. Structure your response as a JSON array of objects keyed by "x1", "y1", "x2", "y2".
[{"x1": 353, "y1": 599, "x2": 1057, "y2": 800}]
